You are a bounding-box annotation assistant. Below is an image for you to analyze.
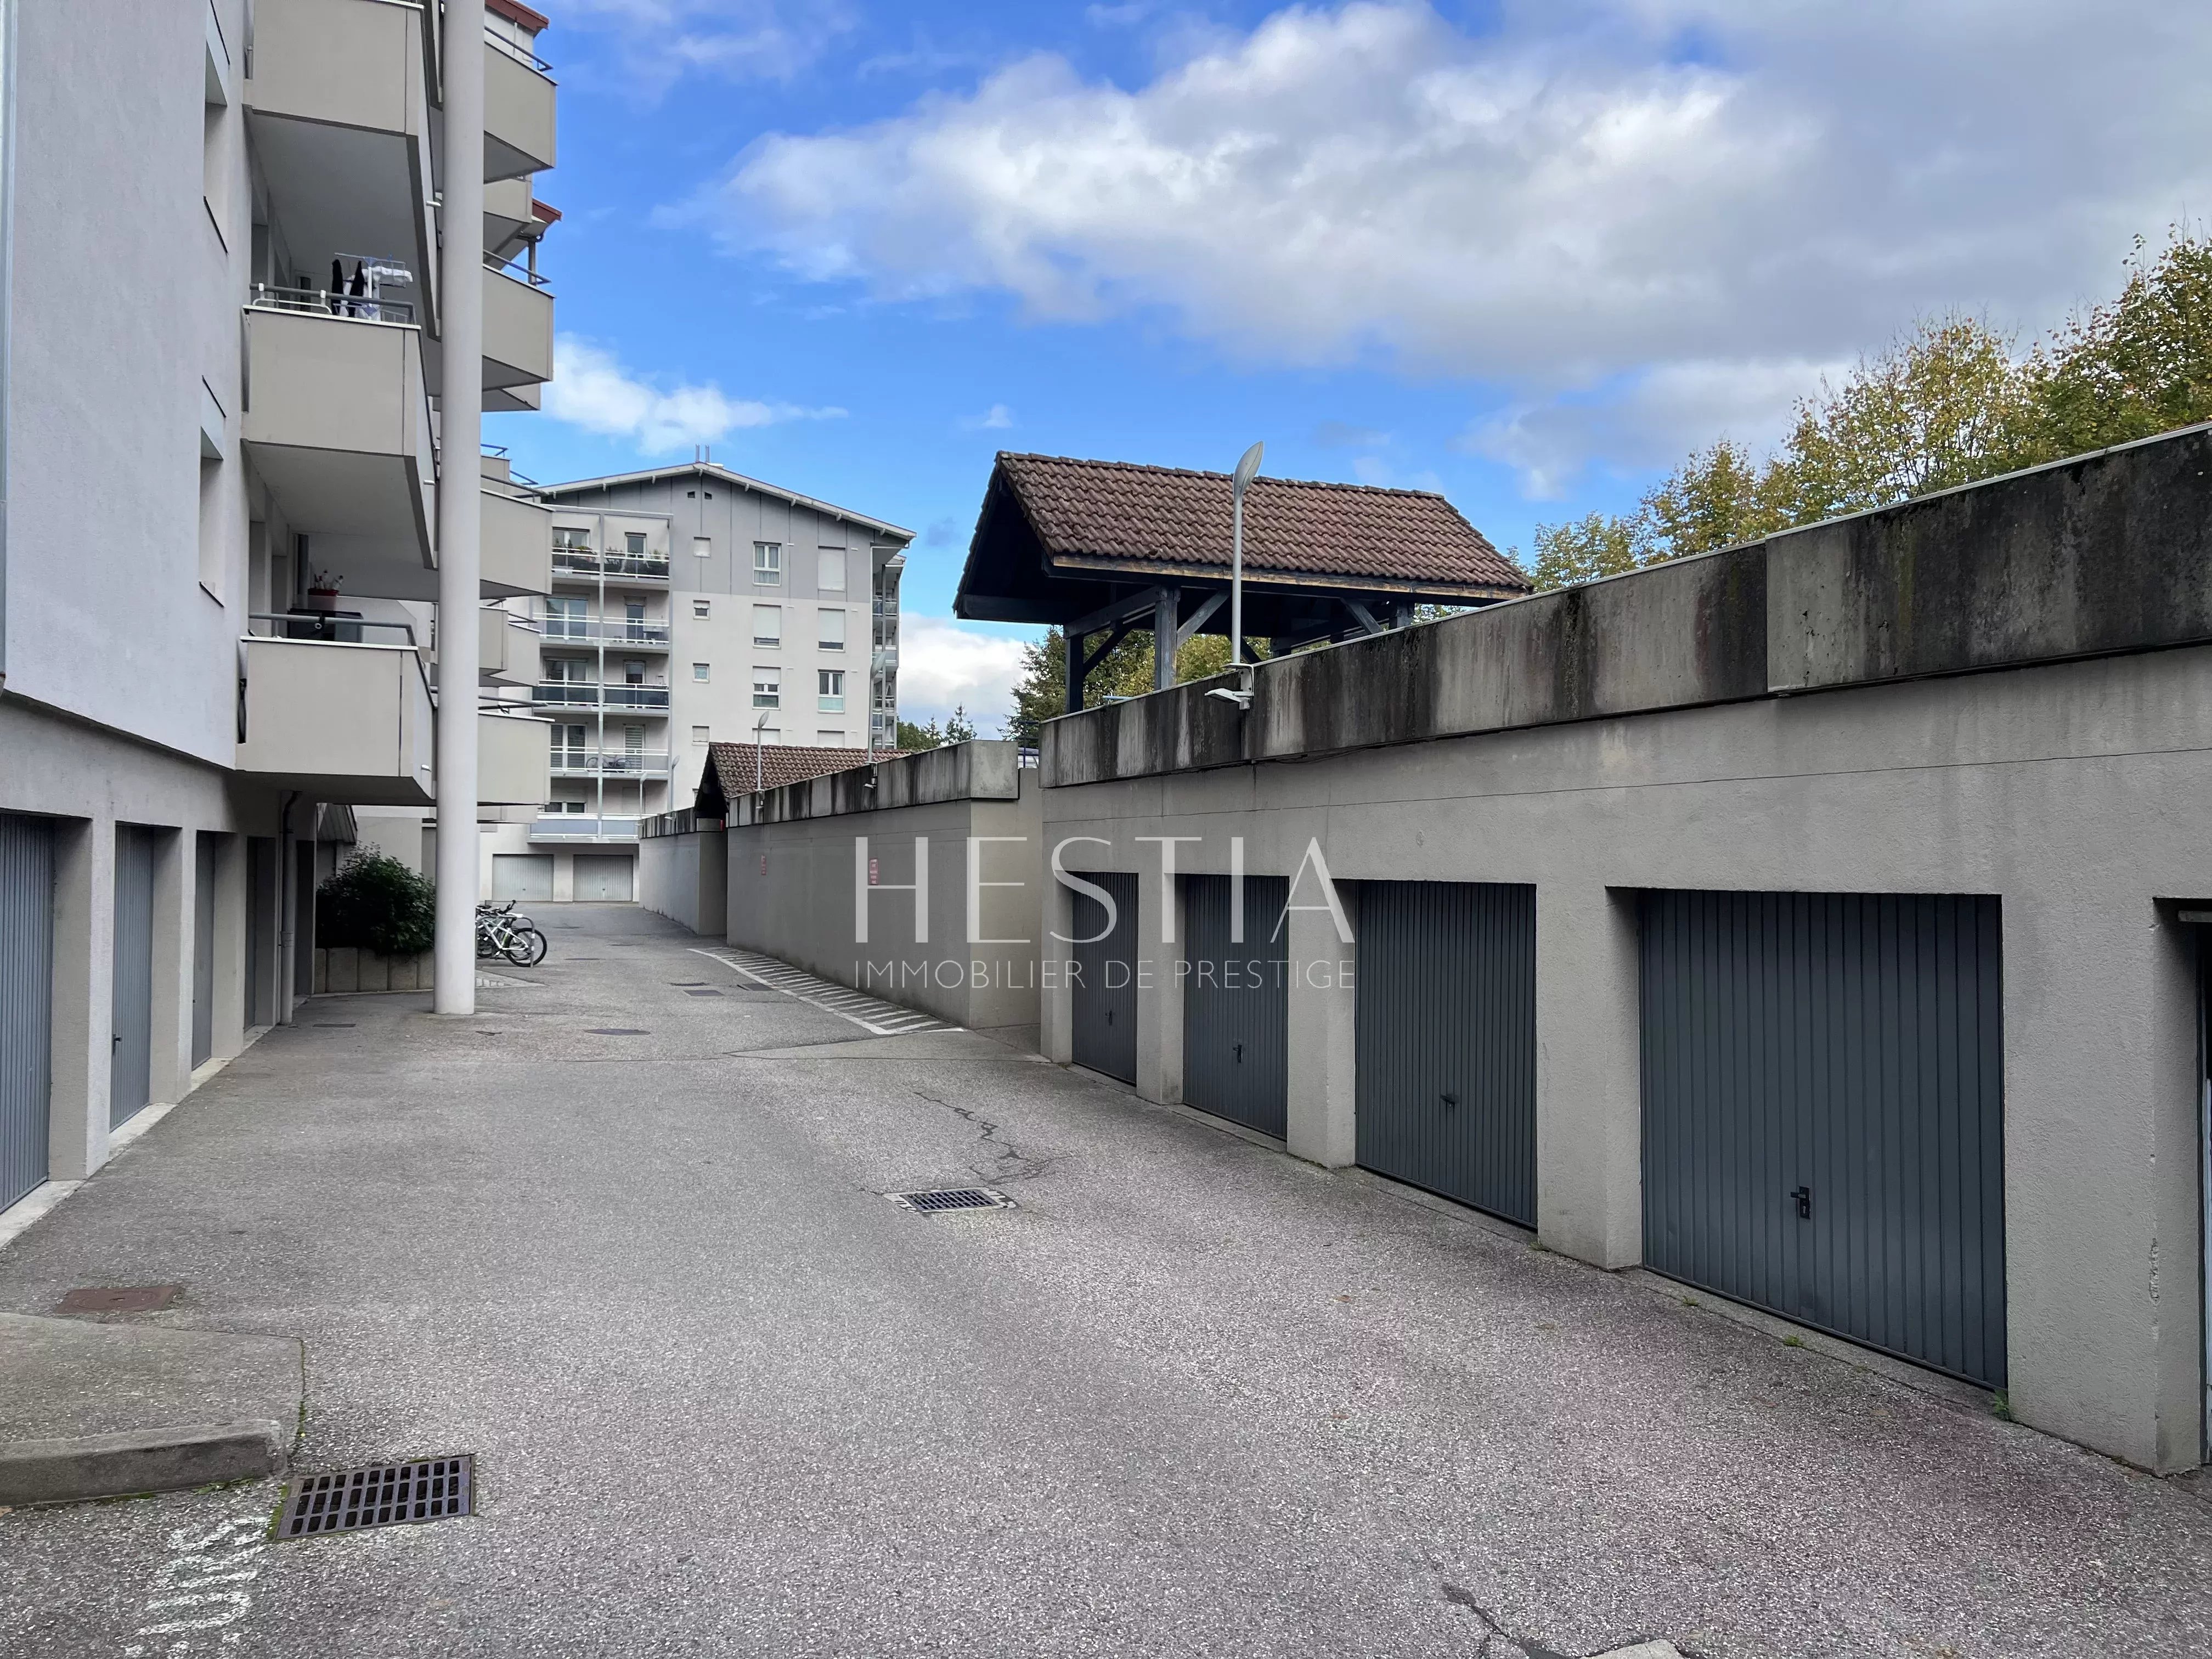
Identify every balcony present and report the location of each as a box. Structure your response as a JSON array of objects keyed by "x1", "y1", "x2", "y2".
[
  {"x1": 242, "y1": 0, "x2": 439, "y2": 335},
  {"x1": 550, "y1": 751, "x2": 675, "y2": 780},
  {"x1": 483, "y1": 488, "x2": 553, "y2": 596},
  {"x1": 483, "y1": 258, "x2": 554, "y2": 390},
  {"x1": 479, "y1": 610, "x2": 541, "y2": 685},
  {"x1": 530, "y1": 816, "x2": 640, "y2": 844},
  {"x1": 551, "y1": 548, "x2": 671, "y2": 584},
  {"x1": 540, "y1": 618, "x2": 672, "y2": 650},
  {"x1": 481, "y1": 710, "x2": 556, "y2": 806},
  {"x1": 242, "y1": 296, "x2": 436, "y2": 601},
  {"x1": 235, "y1": 633, "x2": 435, "y2": 807},
  {"x1": 530, "y1": 684, "x2": 672, "y2": 712},
  {"x1": 486, "y1": 29, "x2": 557, "y2": 180}
]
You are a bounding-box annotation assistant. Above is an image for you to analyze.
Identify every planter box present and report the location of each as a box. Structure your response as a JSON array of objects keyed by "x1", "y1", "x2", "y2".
[{"x1": 313, "y1": 946, "x2": 432, "y2": 994}]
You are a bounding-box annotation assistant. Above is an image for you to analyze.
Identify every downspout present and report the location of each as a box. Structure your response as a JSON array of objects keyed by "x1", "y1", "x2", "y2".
[{"x1": 0, "y1": 0, "x2": 19, "y2": 689}]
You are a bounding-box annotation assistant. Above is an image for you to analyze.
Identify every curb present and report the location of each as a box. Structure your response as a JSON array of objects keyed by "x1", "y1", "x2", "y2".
[{"x1": 0, "y1": 1419, "x2": 286, "y2": 1507}]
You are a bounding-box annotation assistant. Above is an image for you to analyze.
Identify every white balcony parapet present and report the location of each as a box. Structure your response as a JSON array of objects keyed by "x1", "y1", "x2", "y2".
[
  {"x1": 529, "y1": 816, "x2": 641, "y2": 844},
  {"x1": 530, "y1": 683, "x2": 672, "y2": 711},
  {"x1": 549, "y1": 751, "x2": 674, "y2": 778},
  {"x1": 551, "y1": 548, "x2": 670, "y2": 583},
  {"x1": 540, "y1": 618, "x2": 673, "y2": 647},
  {"x1": 235, "y1": 633, "x2": 435, "y2": 807}
]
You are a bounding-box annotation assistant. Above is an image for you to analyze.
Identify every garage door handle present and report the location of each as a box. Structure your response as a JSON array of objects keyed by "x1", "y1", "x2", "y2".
[
  {"x1": 1233, "y1": 1042, "x2": 1244, "y2": 1063},
  {"x1": 1791, "y1": 1185, "x2": 1812, "y2": 1220},
  {"x1": 1441, "y1": 1091, "x2": 1458, "y2": 1108}
]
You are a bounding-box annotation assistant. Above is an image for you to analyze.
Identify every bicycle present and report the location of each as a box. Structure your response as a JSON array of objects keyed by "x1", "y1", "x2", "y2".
[{"x1": 475, "y1": 901, "x2": 548, "y2": 967}]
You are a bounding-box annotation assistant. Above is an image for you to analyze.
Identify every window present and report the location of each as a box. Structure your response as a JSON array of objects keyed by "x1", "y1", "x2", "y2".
[
  {"x1": 817, "y1": 729, "x2": 848, "y2": 746},
  {"x1": 554, "y1": 526, "x2": 590, "y2": 551},
  {"x1": 817, "y1": 608, "x2": 845, "y2": 651},
  {"x1": 692, "y1": 662, "x2": 711, "y2": 682},
  {"x1": 754, "y1": 541, "x2": 782, "y2": 583},
  {"x1": 817, "y1": 549, "x2": 845, "y2": 591},
  {"x1": 625, "y1": 531, "x2": 647, "y2": 556},
  {"x1": 544, "y1": 799, "x2": 587, "y2": 815},
  {"x1": 545, "y1": 595, "x2": 585, "y2": 640},
  {"x1": 623, "y1": 659, "x2": 646, "y2": 685},
  {"x1": 692, "y1": 599, "x2": 710, "y2": 619},
  {"x1": 692, "y1": 725, "x2": 711, "y2": 746},
  {"x1": 752, "y1": 605, "x2": 781, "y2": 647},
  {"x1": 756, "y1": 727, "x2": 781, "y2": 745},
  {"x1": 752, "y1": 667, "x2": 780, "y2": 709},
  {"x1": 692, "y1": 535, "x2": 712, "y2": 559},
  {"x1": 817, "y1": 669, "x2": 845, "y2": 713}
]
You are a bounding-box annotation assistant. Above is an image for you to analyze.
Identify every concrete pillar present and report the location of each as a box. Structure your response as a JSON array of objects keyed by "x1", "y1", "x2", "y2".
[
  {"x1": 1534, "y1": 882, "x2": 1642, "y2": 1268},
  {"x1": 2004, "y1": 893, "x2": 2203, "y2": 1471},
  {"x1": 1039, "y1": 870, "x2": 1074, "y2": 1064},
  {"x1": 148, "y1": 828, "x2": 192, "y2": 1105},
  {"x1": 432, "y1": 0, "x2": 486, "y2": 1015},
  {"x1": 209, "y1": 833, "x2": 247, "y2": 1060},
  {"x1": 1285, "y1": 891, "x2": 1357, "y2": 1167},
  {"x1": 46, "y1": 816, "x2": 113, "y2": 1182},
  {"x1": 1135, "y1": 871, "x2": 1182, "y2": 1105}
]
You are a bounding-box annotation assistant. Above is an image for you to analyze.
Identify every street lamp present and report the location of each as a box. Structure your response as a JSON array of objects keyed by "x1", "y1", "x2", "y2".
[
  {"x1": 1209, "y1": 441, "x2": 1265, "y2": 710},
  {"x1": 753, "y1": 708, "x2": 771, "y2": 794}
]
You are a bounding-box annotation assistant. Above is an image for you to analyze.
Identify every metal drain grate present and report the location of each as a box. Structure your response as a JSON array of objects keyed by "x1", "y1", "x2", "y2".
[
  {"x1": 276, "y1": 1456, "x2": 473, "y2": 1538},
  {"x1": 888, "y1": 1187, "x2": 1015, "y2": 1214}
]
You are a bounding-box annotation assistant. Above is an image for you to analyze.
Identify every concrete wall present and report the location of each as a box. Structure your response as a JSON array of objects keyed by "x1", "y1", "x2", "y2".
[
  {"x1": 724, "y1": 743, "x2": 1044, "y2": 1036},
  {"x1": 638, "y1": 830, "x2": 727, "y2": 936}
]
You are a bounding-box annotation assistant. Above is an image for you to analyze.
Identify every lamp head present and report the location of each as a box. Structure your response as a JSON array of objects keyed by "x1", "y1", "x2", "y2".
[{"x1": 1232, "y1": 441, "x2": 1264, "y2": 499}]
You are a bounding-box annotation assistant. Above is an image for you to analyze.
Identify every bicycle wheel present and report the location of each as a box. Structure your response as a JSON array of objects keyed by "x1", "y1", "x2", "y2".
[
  {"x1": 505, "y1": 927, "x2": 547, "y2": 967},
  {"x1": 475, "y1": 933, "x2": 498, "y2": 960}
]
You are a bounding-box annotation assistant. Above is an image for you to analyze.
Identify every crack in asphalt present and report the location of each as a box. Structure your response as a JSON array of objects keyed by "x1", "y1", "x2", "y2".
[
  {"x1": 1440, "y1": 1586, "x2": 1575, "y2": 1659},
  {"x1": 907, "y1": 1087, "x2": 1052, "y2": 1184}
]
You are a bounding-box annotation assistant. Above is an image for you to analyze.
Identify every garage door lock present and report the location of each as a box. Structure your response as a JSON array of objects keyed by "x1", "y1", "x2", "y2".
[{"x1": 1791, "y1": 1185, "x2": 1812, "y2": 1220}]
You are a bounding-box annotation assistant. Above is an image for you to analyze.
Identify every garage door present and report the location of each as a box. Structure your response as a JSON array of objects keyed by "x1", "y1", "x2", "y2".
[
  {"x1": 573, "y1": 854, "x2": 634, "y2": 902},
  {"x1": 191, "y1": 834, "x2": 217, "y2": 1068},
  {"x1": 110, "y1": 826, "x2": 157, "y2": 1129},
  {"x1": 1356, "y1": 881, "x2": 1536, "y2": 1226},
  {"x1": 1641, "y1": 890, "x2": 2007, "y2": 1386},
  {"x1": 1070, "y1": 871, "x2": 1137, "y2": 1084},
  {"x1": 1, "y1": 815, "x2": 55, "y2": 1210},
  {"x1": 1182, "y1": 874, "x2": 1288, "y2": 1137},
  {"x1": 493, "y1": 854, "x2": 554, "y2": 901}
]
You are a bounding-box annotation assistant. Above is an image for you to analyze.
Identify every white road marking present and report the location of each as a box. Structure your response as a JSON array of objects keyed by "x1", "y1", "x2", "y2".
[
  {"x1": 689, "y1": 948, "x2": 954, "y2": 1037},
  {"x1": 119, "y1": 1515, "x2": 267, "y2": 1654}
]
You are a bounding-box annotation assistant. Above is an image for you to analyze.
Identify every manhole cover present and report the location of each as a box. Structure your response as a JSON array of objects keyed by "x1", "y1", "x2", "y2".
[
  {"x1": 684, "y1": 989, "x2": 723, "y2": 997},
  {"x1": 586, "y1": 1028, "x2": 648, "y2": 1036},
  {"x1": 276, "y1": 1455, "x2": 473, "y2": 1538},
  {"x1": 312, "y1": 1022, "x2": 356, "y2": 1029},
  {"x1": 58, "y1": 1285, "x2": 181, "y2": 1313},
  {"x1": 887, "y1": 1188, "x2": 1015, "y2": 1214}
]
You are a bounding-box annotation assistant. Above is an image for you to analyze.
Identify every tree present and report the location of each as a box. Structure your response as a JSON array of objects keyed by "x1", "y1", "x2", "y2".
[
  {"x1": 1525, "y1": 511, "x2": 1647, "y2": 590},
  {"x1": 2022, "y1": 230, "x2": 2212, "y2": 461},
  {"x1": 1002, "y1": 626, "x2": 1270, "y2": 747},
  {"x1": 895, "y1": 706, "x2": 978, "y2": 751}
]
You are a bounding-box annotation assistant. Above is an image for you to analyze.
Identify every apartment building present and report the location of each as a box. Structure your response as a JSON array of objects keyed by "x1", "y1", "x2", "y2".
[
  {"x1": 0, "y1": 0, "x2": 560, "y2": 1221},
  {"x1": 477, "y1": 461, "x2": 912, "y2": 902}
]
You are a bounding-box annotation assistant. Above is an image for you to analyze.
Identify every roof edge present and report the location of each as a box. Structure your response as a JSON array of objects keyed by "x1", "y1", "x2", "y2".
[{"x1": 535, "y1": 462, "x2": 915, "y2": 542}]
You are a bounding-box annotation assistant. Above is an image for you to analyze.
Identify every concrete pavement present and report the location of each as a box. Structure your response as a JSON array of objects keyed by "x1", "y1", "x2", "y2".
[{"x1": 2, "y1": 903, "x2": 2209, "y2": 1656}]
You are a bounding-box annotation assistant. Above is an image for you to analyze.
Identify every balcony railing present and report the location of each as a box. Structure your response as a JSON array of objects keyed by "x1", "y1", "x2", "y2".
[
  {"x1": 549, "y1": 750, "x2": 674, "y2": 778},
  {"x1": 530, "y1": 816, "x2": 641, "y2": 843},
  {"x1": 248, "y1": 282, "x2": 416, "y2": 326},
  {"x1": 551, "y1": 548, "x2": 671, "y2": 582},
  {"x1": 541, "y1": 618, "x2": 672, "y2": 647},
  {"x1": 531, "y1": 683, "x2": 672, "y2": 710}
]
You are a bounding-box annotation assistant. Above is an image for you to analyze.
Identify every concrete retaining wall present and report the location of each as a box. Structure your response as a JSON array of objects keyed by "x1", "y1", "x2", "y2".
[
  {"x1": 638, "y1": 831, "x2": 727, "y2": 936},
  {"x1": 313, "y1": 948, "x2": 433, "y2": 994}
]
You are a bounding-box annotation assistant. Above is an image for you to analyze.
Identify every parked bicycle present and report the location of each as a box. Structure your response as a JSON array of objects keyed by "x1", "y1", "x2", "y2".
[{"x1": 475, "y1": 900, "x2": 548, "y2": 967}]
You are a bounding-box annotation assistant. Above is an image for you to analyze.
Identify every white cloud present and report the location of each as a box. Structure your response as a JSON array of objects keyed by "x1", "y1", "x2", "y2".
[
  {"x1": 552, "y1": 0, "x2": 851, "y2": 97},
  {"x1": 690, "y1": 0, "x2": 2212, "y2": 481},
  {"x1": 895, "y1": 617, "x2": 1031, "y2": 732},
  {"x1": 960, "y1": 403, "x2": 1015, "y2": 431},
  {"x1": 543, "y1": 336, "x2": 844, "y2": 454}
]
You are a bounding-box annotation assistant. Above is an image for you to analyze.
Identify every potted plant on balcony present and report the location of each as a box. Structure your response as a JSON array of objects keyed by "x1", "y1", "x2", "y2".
[{"x1": 304, "y1": 569, "x2": 343, "y2": 613}]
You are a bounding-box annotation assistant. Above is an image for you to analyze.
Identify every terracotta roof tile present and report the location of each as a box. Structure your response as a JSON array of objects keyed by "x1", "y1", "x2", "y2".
[
  {"x1": 706, "y1": 742, "x2": 897, "y2": 798},
  {"x1": 995, "y1": 453, "x2": 1527, "y2": 594}
]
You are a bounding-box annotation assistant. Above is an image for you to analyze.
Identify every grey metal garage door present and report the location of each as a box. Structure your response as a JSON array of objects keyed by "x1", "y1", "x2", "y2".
[
  {"x1": 1356, "y1": 881, "x2": 1537, "y2": 1226},
  {"x1": 110, "y1": 826, "x2": 157, "y2": 1129},
  {"x1": 574, "y1": 854, "x2": 634, "y2": 902},
  {"x1": 1070, "y1": 871, "x2": 1138, "y2": 1084},
  {"x1": 493, "y1": 854, "x2": 554, "y2": 901},
  {"x1": 1, "y1": 814, "x2": 55, "y2": 1210},
  {"x1": 1182, "y1": 874, "x2": 1288, "y2": 1137},
  {"x1": 191, "y1": 834, "x2": 216, "y2": 1068},
  {"x1": 1640, "y1": 889, "x2": 2007, "y2": 1386}
]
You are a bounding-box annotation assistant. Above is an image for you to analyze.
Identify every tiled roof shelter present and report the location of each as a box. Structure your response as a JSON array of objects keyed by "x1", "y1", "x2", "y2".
[
  {"x1": 696, "y1": 742, "x2": 896, "y2": 816},
  {"x1": 955, "y1": 453, "x2": 1530, "y2": 710}
]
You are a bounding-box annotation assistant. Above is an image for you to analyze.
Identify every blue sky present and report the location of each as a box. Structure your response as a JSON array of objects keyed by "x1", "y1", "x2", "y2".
[{"x1": 492, "y1": 0, "x2": 2212, "y2": 729}]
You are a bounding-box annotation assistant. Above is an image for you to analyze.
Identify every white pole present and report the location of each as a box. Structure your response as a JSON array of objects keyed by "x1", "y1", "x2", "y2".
[
  {"x1": 1231, "y1": 492, "x2": 1244, "y2": 668},
  {"x1": 432, "y1": 0, "x2": 486, "y2": 1015}
]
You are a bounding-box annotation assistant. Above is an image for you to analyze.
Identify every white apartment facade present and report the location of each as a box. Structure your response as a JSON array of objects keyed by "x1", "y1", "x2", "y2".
[
  {"x1": 0, "y1": 0, "x2": 561, "y2": 1220},
  {"x1": 477, "y1": 461, "x2": 912, "y2": 904}
]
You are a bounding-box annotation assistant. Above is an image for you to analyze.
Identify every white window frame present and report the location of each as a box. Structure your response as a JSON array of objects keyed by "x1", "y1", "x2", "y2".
[
  {"x1": 752, "y1": 667, "x2": 780, "y2": 709},
  {"x1": 692, "y1": 662, "x2": 712, "y2": 682},
  {"x1": 691, "y1": 725, "x2": 711, "y2": 746},
  {"x1": 817, "y1": 668, "x2": 845, "y2": 713},
  {"x1": 692, "y1": 535, "x2": 712, "y2": 559},
  {"x1": 754, "y1": 541, "x2": 783, "y2": 584},
  {"x1": 817, "y1": 607, "x2": 845, "y2": 651},
  {"x1": 817, "y1": 548, "x2": 846, "y2": 591},
  {"x1": 752, "y1": 605, "x2": 781, "y2": 647}
]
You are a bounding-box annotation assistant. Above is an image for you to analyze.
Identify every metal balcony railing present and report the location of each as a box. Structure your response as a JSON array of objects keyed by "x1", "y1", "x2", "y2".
[
  {"x1": 247, "y1": 283, "x2": 416, "y2": 326},
  {"x1": 484, "y1": 250, "x2": 554, "y2": 293},
  {"x1": 530, "y1": 816, "x2": 641, "y2": 843},
  {"x1": 541, "y1": 618, "x2": 672, "y2": 646},
  {"x1": 549, "y1": 751, "x2": 674, "y2": 778},
  {"x1": 530, "y1": 684, "x2": 672, "y2": 710},
  {"x1": 551, "y1": 548, "x2": 671, "y2": 582}
]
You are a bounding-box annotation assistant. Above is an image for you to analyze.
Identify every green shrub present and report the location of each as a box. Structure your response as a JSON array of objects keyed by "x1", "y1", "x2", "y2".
[{"x1": 317, "y1": 851, "x2": 436, "y2": 957}]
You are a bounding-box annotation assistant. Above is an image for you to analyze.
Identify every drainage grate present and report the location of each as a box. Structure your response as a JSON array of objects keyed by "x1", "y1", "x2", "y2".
[
  {"x1": 58, "y1": 1284, "x2": 181, "y2": 1313},
  {"x1": 684, "y1": 989, "x2": 723, "y2": 997},
  {"x1": 887, "y1": 1188, "x2": 1015, "y2": 1214},
  {"x1": 276, "y1": 1456, "x2": 473, "y2": 1538}
]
